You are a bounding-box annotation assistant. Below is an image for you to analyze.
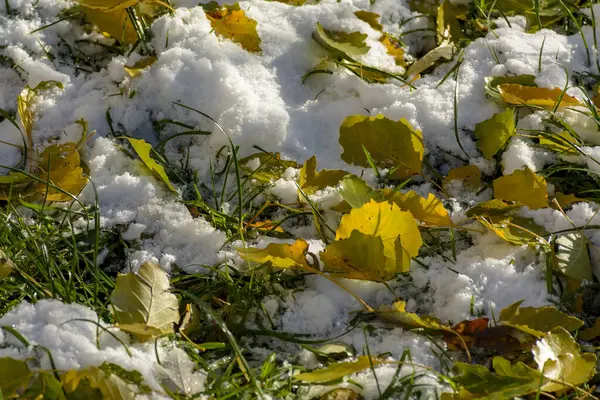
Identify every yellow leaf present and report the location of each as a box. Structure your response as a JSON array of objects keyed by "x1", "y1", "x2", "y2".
[
  {"x1": 336, "y1": 199, "x2": 421, "y2": 262},
  {"x1": 497, "y1": 84, "x2": 581, "y2": 108},
  {"x1": 0, "y1": 249, "x2": 14, "y2": 279},
  {"x1": 312, "y1": 22, "x2": 369, "y2": 61},
  {"x1": 579, "y1": 319, "x2": 600, "y2": 341},
  {"x1": 77, "y1": 0, "x2": 140, "y2": 11},
  {"x1": 380, "y1": 33, "x2": 405, "y2": 66},
  {"x1": 379, "y1": 300, "x2": 451, "y2": 331},
  {"x1": 124, "y1": 56, "x2": 158, "y2": 78},
  {"x1": 299, "y1": 155, "x2": 349, "y2": 195},
  {"x1": 120, "y1": 137, "x2": 177, "y2": 193},
  {"x1": 553, "y1": 192, "x2": 583, "y2": 208},
  {"x1": 385, "y1": 190, "x2": 452, "y2": 227},
  {"x1": 354, "y1": 11, "x2": 383, "y2": 31},
  {"x1": 205, "y1": 4, "x2": 261, "y2": 53},
  {"x1": 436, "y1": 0, "x2": 463, "y2": 45},
  {"x1": 339, "y1": 114, "x2": 424, "y2": 179},
  {"x1": 294, "y1": 356, "x2": 383, "y2": 383},
  {"x1": 493, "y1": 167, "x2": 548, "y2": 209},
  {"x1": 443, "y1": 165, "x2": 482, "y2": 190},
  {"x1": 79, "y1": 5, "x2": 138, "y2": 44},
  {"x1": 36, "y1": 143, "x2": 88, "y2": 201},
  {"x1": 538, "y1": 130, "x2": 579, "y2": 154},
  {"x1": 476, "y1": 216, "x2": 546, "y2": 246},
  {"x1": 405, "y1": 44, "x2": 454, "y2": 80},
  {"x1": 238, "y1": 239, "x2": 312, "y2": 271},
  {"x1": 474, "y1": 108, "x2": 516, "y2": 159},
  {"x1": 62, "y1": 366, "x2": 134, "y2": 400},
  {"x1": 499, "y1": 300, "x2": 583, "y2": 338}
]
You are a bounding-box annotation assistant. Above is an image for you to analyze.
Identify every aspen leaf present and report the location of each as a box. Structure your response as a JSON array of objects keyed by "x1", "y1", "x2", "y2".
[
  {"x1": 466, "y1": 199, "x2": 521, "y2": 218},
  {"x1": 299, "y1": 155, "x2": 349, "y2": 195},
  {"x1": 533, "y1": 327, "x2": 597, "y2": 392},
  {"x1": 405, "y1": 43, "x2": 454, "y2": 80},
  {"x1": 436, "y1": 0, "x2": 463, "y2": 45},
  {"x1": 240, "y1": 152, "x2": 298, "y2": 183},
  {"x1": 109, "y1": 261, "x2": 179, "y2": 340},
  {"x1": 477, "y1": 216, "x2": 546, "y2": 246},
  {"x1": 539, "y1": 130, "x2": 579, "y2": 154},
  {"x1": 205, "y1": 4, "x2": 261, "y2": 53},
  {"x1": 62, "y1": 366, "x2": 134, "y2": 400},
  {"x1": 553, "y1": 192, "x2": 583, "y2": 208},
  {"x1": 474, "y1": 108, "x2": 516, "y2": 159},
  {"x1": 77, "y1": 0, "x2": 140, "y2": 11},
  {"x1": 0, "y1": 357, "x2": 32, "y2": 396},
  {"x1": 120, "y1": 137, "x2": 177, "y2": 193},
  {"x1": 493, "y1": 167, "x2": 548, "y2": 209},
  {"x1": 336, "y1": 199, "x2": 422, "y2": 261},
  {"x1": 579, "y1": 319, "x2": 600, "y2": 341},
  {"x1": 124, "y1": 56, "x2": 158, "y2": 78},
  {"x1": 499, "y1": 301, "x2": 584, "y2": 337},
  {"x1": 294, "y1": 356, "x2": 383, "y2": 383},
  {"x1": 443, "y1": 165, "x2": 482, "y2": 190},
  {"x1": 18, "y1": 81, "x2": 64, "y2": 143},
  {"x1": 312, "y1": 22, "x2": 369, "y2": 61},
  {"x1": 408, "y1": 0, "x2": 440, "y2": 14},
  {"x1": 337, "y1": 174, "x2": 384, "y2": 210},
  {"x1": 555, "y1": 232, "x2": 593, "y2": 281},
  {"x1": 36, "y1": 143, "x2": 88, "y2": 201},
  {"x1": 484, "y1": 75, "x2": 537, "y2": 102},
  {"x1": 385, "y1": 190, "x2": 452, "y2": 227},
  {"x1": 79, "y1": 5, "x2": 138, "y2": 44},
  {"x1": 497, "y1": 84, "x2": 581, "y2": 108},
  {"x1": 339, "y1": 114, "x2": 424, "y2": 179},
  {"x1": 379, "y1": 301, "x2": 451, "y2": 332},
  {"x1": 354, "y1": 11, "x2": 382, "y2": 31},
  {"x1": 379, "y1": 33, "x2": 405, "y2": 66},
  {"x1": 237, "y1": 239, "x2": 312, "y2": 271}
]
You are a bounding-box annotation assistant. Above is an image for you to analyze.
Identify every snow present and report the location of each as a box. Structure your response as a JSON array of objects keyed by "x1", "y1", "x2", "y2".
[{"x1": 2, "y1": 0, "x2": 600, "y2": 397}]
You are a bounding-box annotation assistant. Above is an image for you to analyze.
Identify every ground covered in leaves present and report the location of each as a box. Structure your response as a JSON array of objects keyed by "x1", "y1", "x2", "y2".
[{"x1": 3, "y1": 0, "x2": 600, "y2": 399}]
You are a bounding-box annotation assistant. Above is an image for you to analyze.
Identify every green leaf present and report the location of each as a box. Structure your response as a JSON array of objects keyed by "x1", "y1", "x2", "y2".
[
  {"x1": 312, "y1": 22, "x2": 369, "y2": 62},
  {"x1": 120, "y1": 137, "x2": 177, "y2": 193},
  {"x1": 294, "y1": 356, "x2": 382, "y2": 383},
  {"x1": 339, "y1": 114, "x2": 424, "y2": 179},
  {"x1": 499, "y1": 301, "x2": 584, "y2": 337},
  {"x1": 299, "y1": 155, "x2": 349, "y2": 195},
  {"x1": 474, "y1": 108, "x2": 516, "y2": 159},
  {"x1": 555, "y1": 232, "x2": 593, "y2": 281},
  {"x1": 0, "y1": 357, "x2": 32, "y2": 396},
  {"x1": 109, "y1": 261, "x2": 180, "y2": 340},
  {"x1": 337, "y1": 175, "x2": 383, "y2": 210},
  {"x1": 25, "y1": 371, "x2": 66, "y2": 400},
  {"x1": 533, "y1": 327, "x2": 597, "y2": 392}
]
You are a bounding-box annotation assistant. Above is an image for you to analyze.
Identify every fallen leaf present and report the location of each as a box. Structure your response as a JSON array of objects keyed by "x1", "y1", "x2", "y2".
[
  {"x1": 77, "y1": 0, "x2": 140, "y2": 11},
  {"x1": 436, "y1": 0, "x2": 463, "y2": 45},
  {"x1": 553, "y1": 192, "x2": 583, "y2": 208},
  {"x1": 385, "y1": 190, "x2": 452, "y2": 227},
  {"x1": 493, "y1": 167, "x2": 548, "y2": 209},
  {"x1": 240, "y1": 152, "x2": 298, "y2": 183},
  {"x1": 299, "y1": 155, "x2": 349, "y2": 195},
  {"x1": 110, "y1": 261, "x2": 180, "y2": 340},
  {"x1": 539, "y1": 130, "x2": 580, "y2": 154},
  {"x1": 379, "y1": 34, "x2": 405, "y2": 66},
  {"x1": 120, "y1": 137, "x2": 177, "y2": 193},
  {"x1": 312, "y1": 22, "x2": 369, "y2": 61},
  {"x1": 36, "y1": 143, "x2": 88, "y2": 201},
  {"x1": 339, "y1": 114, "x2": 424, "y2": 179},
  {"x1": 497, "y1": 84, "x2": 581, "y2": 108},
  {"x1": 484, "y1": 74, "x2": 537, "y2": 103},
  {"x1": 205, "y1": 3, "x2": 262, "y2": 53},
  {"x1": 320, "y1": 388, "x2": 363, "y2": 400},
  {"x1": 336, "y1": 174, "x2": 384, "y2": 211},
  {"x1": 0, "y1": 357, "x2": 32, "y2": 396},
  {"x1": 62, "y1": 366, "x2": 134, "y2": 400},
  {"x1": 379, "y1": 300, "x2": 451, "y2": 332},
  {"x1": 474, "y1": 108, "x2": 516, "y2": 159},
  {"x1": 579, "y1": 319, "x2": 600, "y2": 341},
  {"x1": 466, "y1": 199, "x2": 521, "y2": 219},
  {"x1": 443, "y1": 165, "x2": 482, "y2": 190},
  {"x1": 555, "y1": 232, "x2": 593, "y2": 281},
  {"x1": 405, "y1": 43, "x2": 454, "y2": 80},
  {"x1": 78, "y1": 5, "x2": 138, "y2": 44},
  {"x1": 354, "y1": 11, "x2": 382, "y2": 31},
  {"x1": 238, "y1": 239, "x2": 312, "y2": 271},
  {"x1": 124, "y1": 56, "x2": 158, "y2": 77},
  {"x1": 499, "y1": 300, "x2": 584, "y2": 337},
  {"x1": 0, "y1": 249, "x2": 14, "y2": 279},
  {"x1": 477, "y1": 215, "x2": 547, "y2": 246},
  {"x1": 294, "y1": 356, "x2": 383, "y2": 383}
]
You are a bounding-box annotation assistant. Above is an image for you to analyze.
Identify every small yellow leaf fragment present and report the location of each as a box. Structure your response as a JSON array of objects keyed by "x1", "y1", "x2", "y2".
[
  {"x1": 299, "y1": 155, "x2": 349, "y2": 195},
  {"x1": 553, "y1": 192, "x2": 583, "y2": 208},
  {"x1": 205, "y1": 4, "x2": 262, "y2": 53},
  {"x1": 121, "y1": 137, "x2": 177, "y2": 193},
  {"x1": 380, "y1": 33, "x2": 405, "y2": 66},
  {"x1": 497, "y1": 84, "x2": 581, "y2": 108},
  {"x1": 580, "y1": 319, "x2": 600, "y2": 341},
  {"x1": 294, "y1": 356, "x2": 383, "y2": 383},
  {"x1": 354, "y1": 11, "x2": 383, "y2": 31},
  {"x1": 385, "y1": 190, "x2": 452, "y2": 227},
  {"x1": 124, "y1": 56, "x2": 158, "y2": 77},
  {"x1": 443, "y1": 164, "x2": 482, "y2": 190},
  {"x1": 238, "y1": 239, "x2": 312, "y2": 271},
  {"x1": 493, "y1": 167, "x2": 548, "y2": 209},
  {"x1": 379, "y1": 300, "x2": 450, "y2": 331},
  {"x1": 339, "y1": 114, "x2": 424, "y2": 179}
]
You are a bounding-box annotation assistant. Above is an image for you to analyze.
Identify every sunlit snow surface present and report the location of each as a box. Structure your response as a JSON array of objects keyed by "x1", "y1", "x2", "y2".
[{"x1": 2, "y1": 0, "x2": 600, "y2": 397}]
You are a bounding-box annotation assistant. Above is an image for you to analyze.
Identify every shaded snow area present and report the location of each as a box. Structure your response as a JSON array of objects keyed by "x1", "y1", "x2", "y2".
[{"x1": 2, "y1": 0, "x2": 600, "y2": 398}]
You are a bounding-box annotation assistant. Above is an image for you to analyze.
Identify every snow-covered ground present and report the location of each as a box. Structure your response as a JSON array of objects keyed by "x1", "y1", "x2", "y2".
[{"x1": 2, "y1": 0, "x2": 600, "y2": 397}]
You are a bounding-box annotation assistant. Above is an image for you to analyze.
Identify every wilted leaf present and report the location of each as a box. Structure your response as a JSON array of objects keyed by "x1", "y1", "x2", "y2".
[
  {"x1": 443, "y1": 165, "x2": 482, "y2": 190},
  {"x1": 0, "y1": 357, "x2": 32, "y2": 396},
  {"x1": 533, "y1": 327, "x2": 597, "y2": 392},
  {"x1": 477, "y1": 215, "x2": 547, "y2": 246},
  {"x1": 299, "y1": 155, "x2": 349, "y2": 195},
  {"x1": 0, "y1": 249, "x2": 14, "y2": 279},
  {"x1": 354, "y1": 11, "x2": 382, "y2": 31},
  {"x1": 62, "y1": 366, "x2": 134, "y2": 400},
  {"x1": 337, "y1": 175, "x2": 383, "y2": 210},
  {"x1": 240, "y1": 152, "x2": 298, "y2": 183},
  {"x1": 555, "y1": 232, "x2": 593, "y2": 281},
  {"x1": 405, "y1": 43, "x2": 454, "y2": 80},
  {"x1": 539, "y1": 130, "x2": 579, "y2": 154},
  {"x1": 121, "y1": 137, "x2": 176, "y2": 193},
  {"x1": 124, "y1": 56, "x2": 158, "y2": 78},
  {"x1": 497, "y1": 84, "x2": 581, "y2": 108},
  {"x1": 380, "y1": 34, "x2": 405, "y2": 66},
  {"x1": 36, "y1": 143, "x2": 88, "y2": 201},
  {"x1": 499, "y1": 300, "x2": 584, "y2": 337},
  {"x1": 238, "y1": 239, "x2": 312, "y2": 271},
  {"x1": 294, "y1": 356, "x2": 383, "y2": 383},
  {"x1": 339, "y1": 114, "x2": 424, "y2": 179},
  {"x1": 379, "y1": 300, "x2": 451, "y2": 332},
  {"x1": 443, "y1": 318, "x2": 489, "y2": 350},
  {"x1": 493, "y1": 167, "x2": 548, "y2": 209},
  {"x1": 205, "y1": 3, "x2": 261, "y2": 53},
  {"x1": 474, "y1": 108, "x2": 516, "y2": 159},
  {"x1": 385, "y1": 190, "x2": 452, "y2": 227},
  {"x1": 312, "y1": 22, "x2": 369, "y2": 61},
  {"x1": 320, "y1": 388, "x2": 363, "y2": 400},
  {"x1": 436, "y1": 0, "x2": 463, "y2": 45},
  {"x1": 579, "y1": 319, "x2": 600, "y2": 341},
  {"x1": 110, "y1": 261, "x2": 180, "y2": 340},
  {"x1": 335, "y1": 199, "x2": 422, "y2": 261}
]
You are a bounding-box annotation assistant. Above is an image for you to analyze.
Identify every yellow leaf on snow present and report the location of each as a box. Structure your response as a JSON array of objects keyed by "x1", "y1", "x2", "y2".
[
  {"x1": 499, "y1": 300, "x2": 583, "y2": 338},
  {"x1": 335, "y1": 199, "x2": 421, "y2": 262},
  {"x1": 538, "y1": 130, "x2": 579, "y2": 154},
  {"x1": 379, "y1": 300, "x2": 451, "y2": 331},
  {"x1": 294, "y1": 356, "x2": 383, "y2": 383},
  {"x1": 384, "y1": 190, "x2": 452, "y2": 227},
  {"x1": 205, "y1": 4, "x2": 261, "y2": 53},
  {"x1": 339, "y1": 114, "x2": 424, "y2": 179},
  {"x1": 497, "y1": 84, "x2": 581, "y2": 108},
  {"x1": 474, "y1": 108, "x2": 516, "y2": 159},
  {"x1": 120, "y1": 137, "x2": 177, "y2": 193},
  {"x1": 299, "y1": 155, "x2": 349, "y2": 195},
  {"x1": 79, "y1": 5, "x2": 138, "y2": 44},
  {"x1": 238, "y1": 239, "x2": 312, "y2": 271},
  {"x1": 553, "y1": 192, "x2": 584, "y2": 208},
  {"x1": 124, "y1": 56, "x2": 158, "y2": 77},
  {"x1": 77, "y1": 0, "x2": 141, "y2": 11},
  {"x1": 36, "y1": 143, "x2": 88, "y2": 202},
  {"x1": 493, "y1": 167, "x2": 548, "y2": 209},
  {"x1": 380, "y1": 33, "x2": 405, "y2": 66},
  {"x1": 443, "y1": 164, "x2": 482, "y2": 190},
  {"x1": 354, "y1": 11, "x2": 383, "y2": 31}
]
